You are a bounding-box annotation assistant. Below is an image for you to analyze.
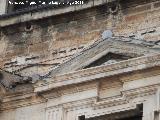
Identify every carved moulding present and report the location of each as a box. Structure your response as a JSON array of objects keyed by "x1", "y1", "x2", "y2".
[
  {"x1": 34, "y1": 53, "x2": 160, "y2": 92},
  {"x1": 0, "y1": 92, "x2": 46, "y2": 111},
  {"x1": 63, "y1": 84, "x2": 159, "y2": 120},
  {"x1": 42, "y1": 66, "x2": 160, "y2": 120},
  {"x1": 46, "y1": 106, "x2": 64, "y2": 120}
]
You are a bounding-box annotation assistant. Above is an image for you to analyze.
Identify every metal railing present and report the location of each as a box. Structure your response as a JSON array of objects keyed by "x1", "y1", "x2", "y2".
[{"x1": 0, "y1": 0, "x2": 86, "y2": 18}]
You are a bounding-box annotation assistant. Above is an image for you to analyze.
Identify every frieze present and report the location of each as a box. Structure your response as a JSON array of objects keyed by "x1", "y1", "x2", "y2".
[
  {"x1": 100, "y1": 78, "x2": 123, "y2": 90},
  {"x1": 64, "y1": 84, "x2": 159, "y2": 112},
  {"x1": 41, "y1": 81, "x2": 97, "y2": 99}
]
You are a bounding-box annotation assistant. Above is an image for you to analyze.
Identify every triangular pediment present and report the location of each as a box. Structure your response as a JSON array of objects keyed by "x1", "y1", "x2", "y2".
[
  {"x1": 83, "y1": 52, "x2": 132, "y2": 69},
  {"x1": 42, "y1": 37, "x2": 159, "y2": 78}
]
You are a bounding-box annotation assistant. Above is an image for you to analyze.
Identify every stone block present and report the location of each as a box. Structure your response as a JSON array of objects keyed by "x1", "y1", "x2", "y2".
[{"x1": 29, "y1": 42, "x2": 49, "y2": 54}]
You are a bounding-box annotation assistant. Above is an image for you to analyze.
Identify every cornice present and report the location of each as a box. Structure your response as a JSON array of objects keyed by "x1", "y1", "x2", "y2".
[
  {"x1": 0, "y1": 74, "x2": 159, "y2": 112},
  {"x1": 84, "y1": 86, "x2": 157, "y2": 119},
  {"x1": 60, "y1": 83, "x2": 158, "y2": 120},
  {"x1": 0, "y1": 0, "x2": 116, "y2": 27},
  {"x1": 1, "y1": 54, "x2": 160, "y2": 112},
  {"x1": 95, "y1": 84, "x2": 158, "y2": 108},
  {"x1": 44, "y1": 37, "x2": 159, "y2": 78},
  {"x1": 64, "y1": 84, "x2": 158, "y2": 115},
  {"x1": 0, "y1": 92, "x2": 46, "y2": 111},
  {"x1": 41, "y1": 81, "x2": 97, "y2": 99},
  {"x1": 34, "y1": 54, "x2": 160, "y2": 92}
]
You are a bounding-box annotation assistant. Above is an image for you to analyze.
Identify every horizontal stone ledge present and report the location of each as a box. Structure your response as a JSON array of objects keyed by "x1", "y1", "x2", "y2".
[
  {"x1": 0, "y1": 0, "x2": 117, "y2": 27},
  {"x1": 34, "y1": 53, "x2": 160, "y2": 92}
]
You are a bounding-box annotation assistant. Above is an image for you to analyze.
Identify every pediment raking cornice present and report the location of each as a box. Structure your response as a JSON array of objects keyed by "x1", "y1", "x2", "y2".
[{"x1": 43, "y1": 37, "x2": 160, "y2": 78}]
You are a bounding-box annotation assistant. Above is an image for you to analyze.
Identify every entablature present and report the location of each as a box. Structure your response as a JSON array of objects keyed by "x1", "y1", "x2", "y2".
[{"x1": 34, "y1": 53, "x2": 160, "y2": 92}]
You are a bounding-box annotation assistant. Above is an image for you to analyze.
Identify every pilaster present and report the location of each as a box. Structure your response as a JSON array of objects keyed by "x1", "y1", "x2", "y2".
[
  {"x1": 142, "y1": 96, "x2": 156, "y2": 120},
  {"x1": 0, "y1": 0, "x2": 7, "y2": 15},
  {"x1": 154, "y1": 89, "x2": 160, "y2": 120}
]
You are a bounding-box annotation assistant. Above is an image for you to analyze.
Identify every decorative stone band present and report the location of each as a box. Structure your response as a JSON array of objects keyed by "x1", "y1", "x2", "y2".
[
  {"x1": 34, "y1": 53, "x2": 160, "y2": 92},
  {"x1": 0, "y1": 92, "x2": 46, "y2": 111},
  {"x1": 65, "y1": 84, "x2": 157, "y2": 120},
  {"x1": 85, "y1": 103, "x2": 137, "y2": 119}
]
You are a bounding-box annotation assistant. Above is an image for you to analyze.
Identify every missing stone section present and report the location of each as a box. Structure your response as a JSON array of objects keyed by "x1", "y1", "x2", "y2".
[
  {"x1": 129, "y1": 35, "x2": 136, "y2": 38},
  {"x1": 148, "y1": 29, "x2": 156, "y2": 33},
  {"x1": 25, "y1": 23, "x2": 33, "y2": 32},
  {"x1": 78, "y1": 46, "x2": 84, "y2": 49},
  {"x1": 52, "y1": 50, "x2": 58, "y2": 56},
  {"x1": 70, "y1": 48, "x2": 77, "y2": 52},
  {"x1": 25, "y1": 56, "x2": 39, "y2": 61},
  {"x1": 59, "y1": 50, "x2": 66, "y2": 54},
  {"x1": 141, "y1": 29, "x2": 156, "y2": 35},
  {"x1": 4, "y1": 61, "x2": 17, "y2": 67},
  {"x1": 109, "y1": 1, "x2": 119, "y2": 14}
]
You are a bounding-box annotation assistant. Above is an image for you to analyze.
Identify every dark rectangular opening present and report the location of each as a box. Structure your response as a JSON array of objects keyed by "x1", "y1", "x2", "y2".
[
  {"x1": 86, "y1": 104, "x2": 143, "y2": 120},
  {"x1": 79, "y1": 115, "x2": 85, "y2": 120}
]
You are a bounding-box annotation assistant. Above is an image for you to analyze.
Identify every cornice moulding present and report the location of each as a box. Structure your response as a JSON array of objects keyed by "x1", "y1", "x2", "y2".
[
  {"x1": 65, "y1": 84, "x2": 158, "y2": 113},
  {"x1": 0, "y1": 92, "x2": 46, "y2": 111},
  {"x1": 0, "y1": 0, "x2": 116, "y2": 27},
  {"x1": 0, "y1": 76, "x2": 159, "y2": 112},
  {"x1": 34, "y1": 54, "x2": 160, "y2": 92}
]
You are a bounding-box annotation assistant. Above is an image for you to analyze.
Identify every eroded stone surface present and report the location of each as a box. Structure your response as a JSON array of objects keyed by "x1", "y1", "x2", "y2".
[{"x1": 0, "y1": 0, "x2": 160, "y2": 120}]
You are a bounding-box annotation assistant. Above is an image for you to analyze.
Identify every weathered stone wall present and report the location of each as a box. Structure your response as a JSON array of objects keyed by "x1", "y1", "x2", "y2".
[
  {"x1": 0, "y1": 0, "x2": 160, "y2": 73},
  {"x1": 1, "y1": 68, "x2": 159, "y2": 120},
  {"x1": 0, "y1": 1, "x2": 160, "y2": 120},
  {"x1": 0, "y1": 58, "x2": 160, "y2": 120}
]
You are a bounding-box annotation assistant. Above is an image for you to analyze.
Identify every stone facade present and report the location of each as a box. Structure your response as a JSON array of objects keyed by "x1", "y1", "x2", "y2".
[{"x1": 0, "y1": 0, "x2": 160, "y2": 120}]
